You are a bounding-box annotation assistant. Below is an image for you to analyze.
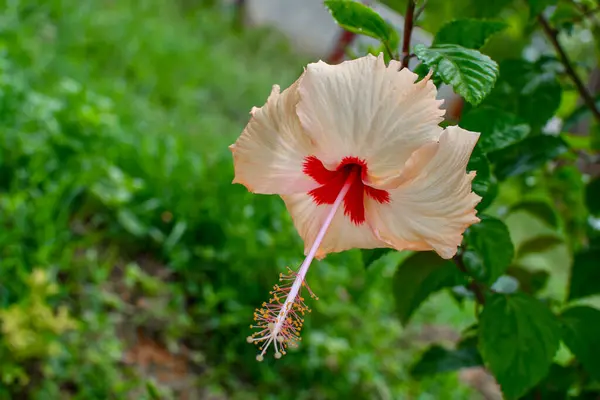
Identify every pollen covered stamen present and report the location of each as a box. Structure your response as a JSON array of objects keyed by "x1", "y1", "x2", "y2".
[
  {"x1": 247, "y1": 267, "x2": 318, "y2": 360},
  {"x1": 247, "y1": 169, "x2": 356, "y2": 360}
]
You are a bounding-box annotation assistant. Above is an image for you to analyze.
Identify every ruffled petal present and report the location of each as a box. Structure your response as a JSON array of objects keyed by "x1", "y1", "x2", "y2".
[
  {"x1": 365, "y1": 126, "x2": 481, "y2": 259},
  {"x1": 281, "y1": 192, "x2": 388, "y2": 260},
  {"x1": 230, "y1": 78, "x2": 318, "y2": 195},
  {"x1": 296, "y1": 53, "x2": 445, "y2": 182}
]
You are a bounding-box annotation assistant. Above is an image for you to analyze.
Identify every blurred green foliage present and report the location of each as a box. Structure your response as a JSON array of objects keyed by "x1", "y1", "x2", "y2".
[
  {"x1": 1, "y1": 0, "x2": 599, "y2": 399},
  {"x1": 0, "y1": 0, "x2": 478, "y2": 398}
]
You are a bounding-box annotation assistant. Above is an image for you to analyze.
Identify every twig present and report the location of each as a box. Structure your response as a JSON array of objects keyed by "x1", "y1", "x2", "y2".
[
  {"x1": 383, "y1": 41, "x2": 396, "y2": 61},
  {"x1": 571, "y1": 7, "x2": 600, "y2": 25},
  {"x1": 538, "y1": 15, "x2": 600, "y2": 123},
  {"x1": 401, "y1": 0, "x2": 416, "y2": 69},
  {"x1": 414, "y1": 0, "x2": 427, "y2": 21},
  {"x1": 453, "y1": 254, "x2": 487, "y2": 305},
  {"x1": 327, "y1": 31, "x2": 358, "y2": 64}
]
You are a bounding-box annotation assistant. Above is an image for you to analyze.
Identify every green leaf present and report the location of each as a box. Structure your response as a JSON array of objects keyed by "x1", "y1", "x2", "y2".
[
  {"x1": 116, "y1": 209, "x2": 148, "y2": 237},
  {"x1": 393, "y1": 251, "x2": 466, "y2": 325},
  {"x1": 463, "y1": 216, "x2": 514, "y2": 284},
  {"x1": 467, "y1": 146, "x2": 497, "y2": 211},
  {"x1": 488, "y1": 135, "x2": 569, "y2": 180},
  {"x1": 164, "y1": 220, "x2": 187, "y2": 252},
  {"x1": 561, "y1": 306, "x2": 600, "y2": 382},
  {"x1": 509, "y1": 200, "x2": 559, "y2": 228},
  {"x1": 460, "y1": 107, "x2": 530, "y2": 153},
  {"x1": 479, "y1": 293, "x2": 561, "y2": 399},
  {"x1": 325, "y1": 0, "x2": 399, "y2": 48},
  {"x1": 491, "y1": 275, "x2": 519, "y2": 294},
  {"x1": 507, "y1": 266, "x2": 549, "y2": 294},
  {"x1": 561, "y1": 133, "x2": 591, "y2": 151},
  {"x1": 471, "y1": 0, "x2": 516, "y2": 17},
  {"x1": 146, "y1": 381, "x2": 162, "y2": 400},
  {"x1": 568, "y1": 248, "x2": 600, "y2": 301},
  {"x1": 361, "y1": 248, "x2": 392, "y2": 269},
  {"x1": 517, "y1": 235, "x2": 563, "y2": 258},
  {"x1": 528, "y1": 0, "x2": 558, "y2": 18},
  {"x1": 410, "y1": 343, "x2": 483, "y2": 378},
  {"x1": 585, "y1": 177, "x2": 600, "y2": 215},
  {"x1": 414, "y1": 44, "x2": 499, "y2": 105},
  {"x1": 563, "y1": 94, "x2": 600, "y2": 131},
  {"x1": 550, "y1": 2, "x2": 581, "y2": 33},
  {"x1": 484, "y1": 59, "x2": 562, "y2": 129},
  {"x1": 521, "y1": 364, "x2": 579, "y2": 399},
  {"x1": 433, "y1": 19, "x2": 508, "y2": 49}
]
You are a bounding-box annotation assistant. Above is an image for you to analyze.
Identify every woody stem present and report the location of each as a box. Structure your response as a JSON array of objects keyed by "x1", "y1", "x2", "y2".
[
  {"x1": 401, "y1": 0, "x2": 416, "y2": 69},
  {"x1": 271, "y1": 170, "x2": 356, "y2": 337}
]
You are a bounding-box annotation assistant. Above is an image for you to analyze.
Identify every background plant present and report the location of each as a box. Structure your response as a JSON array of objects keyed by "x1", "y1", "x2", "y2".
[{"x1": 0, "y1": 0, "x2": 599, "y2": 399}]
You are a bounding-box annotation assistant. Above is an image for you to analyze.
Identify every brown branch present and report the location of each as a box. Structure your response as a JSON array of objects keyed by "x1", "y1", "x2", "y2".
[
  {"x1": 401, "y1": 0, "x2": 416, "y2": 69},
  {"x1": 453, "y1": 254, "x2": 486, "y2": 305},
  {"x1": 538, "y1": 15, "x2": 600, "y2": 123},
  {"x1": 327, "y1": 31, "x2": 358, "y2": 64}
]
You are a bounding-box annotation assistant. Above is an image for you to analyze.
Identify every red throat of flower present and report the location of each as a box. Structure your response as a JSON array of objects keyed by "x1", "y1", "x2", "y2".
[{"x1": 303, "y1": 156, "x2": 390, "y2": 224}]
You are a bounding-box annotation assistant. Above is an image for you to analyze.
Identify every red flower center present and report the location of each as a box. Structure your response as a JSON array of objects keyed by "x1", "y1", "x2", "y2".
[{"x1": 303, "y1": 156, "x2": 390, "y2": 225}]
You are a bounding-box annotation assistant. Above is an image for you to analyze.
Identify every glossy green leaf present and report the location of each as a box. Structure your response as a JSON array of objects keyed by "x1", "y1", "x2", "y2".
[
  {"x1": 467, "y1": 141, "x2": 498, "y2": 211},
  {"x1": 433, "y1": 19, "x2": 508, "y2": 49},
  {"x1": 414, "y1": 44, "x2": 499, "y2": 105},
  {"x1": 585, "y1": 177, "x2": 600, "y2": 215},
  {"x1": 484, "y1": 59, "x2": 562, "y2": 129},
  {"x1": 507, "y1": 266, "x2": 549, "y2": 294},
  {"x1": 516, "y1": 235, "x2": 563, "y2": 258},
  {"x1": 460, "y1": 107, "x2": 530, "y2": 153},
  {"x1": 528, "y1": 0, "x2": 558, "y2": 18},
  {"x1": 325, "y1": 0, "x2": 399, "y2": 47},
  {"x1": 568, "y1": 248, "x2": 600, "y2": 301},
  {"x1": 463, "y1": 216, "x2": 514, "y2": 284},
  {"x1": 361, "y1": 248, "x2": 392, "y2": 269},
  {"x1": 509, "y1": 200, "x2": 559, "y2": 228},
  {"x1": 479, "y1": 293, "x2": 561, "y2": 399},
  {"x1": 393, "y1": 252, "x2": 466, "y2": 325},
  {"x1": 561, "y1": 306, "x2": 600, "y2": 382},
  {"x1": 488, "y1": 135, "x2": 569, "y2": 180},
  {"x1": 411, "y1": 343, "x2": 483, "y2": 377}
]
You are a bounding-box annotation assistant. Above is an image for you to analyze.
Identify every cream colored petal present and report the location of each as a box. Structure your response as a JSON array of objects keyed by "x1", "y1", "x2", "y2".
[
  {"x1": 365, "y1": 126, "x2": 482, "y2": 259},
  {"x1": 296, "y1": 53, "x2": 445, "y2": 179},
  {"x1": 230, "y1": 77, "x2": 318, "y2": 195},
  {"x1": 281, "y1": 193, "x2": 389, "y2": 260}
]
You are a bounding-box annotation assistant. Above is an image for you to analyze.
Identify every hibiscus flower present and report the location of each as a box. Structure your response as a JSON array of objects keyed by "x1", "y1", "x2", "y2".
[{"x1": 230, "y1": 53, "x2": 481, "y2": 361}]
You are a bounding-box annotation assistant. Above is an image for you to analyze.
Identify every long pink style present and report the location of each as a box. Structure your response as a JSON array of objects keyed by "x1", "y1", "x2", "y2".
[{"x1": 247, "y1": 170, "x2": 357, "y2": 360}]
